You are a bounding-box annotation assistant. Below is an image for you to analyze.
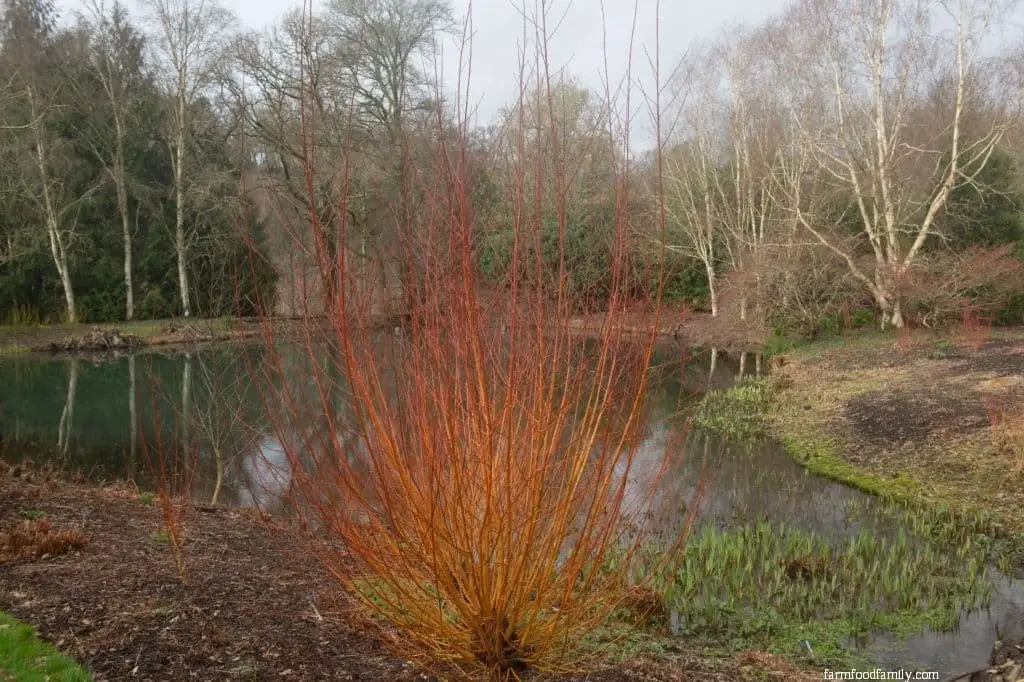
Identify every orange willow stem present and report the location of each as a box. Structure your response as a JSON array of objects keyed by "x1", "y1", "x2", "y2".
[{"x1": 241, "y1": 1, "x2": 699, "y2": 677}]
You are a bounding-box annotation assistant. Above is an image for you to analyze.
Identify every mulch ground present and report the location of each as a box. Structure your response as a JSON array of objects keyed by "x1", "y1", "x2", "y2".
[{"x1": 0, "y1": 464, "x2": 815, "y2": 682}]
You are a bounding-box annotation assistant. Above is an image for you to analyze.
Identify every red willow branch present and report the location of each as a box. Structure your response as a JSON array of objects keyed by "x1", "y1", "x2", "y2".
[{"x1": 240, "y1": 0, "x2": 698, "y2": 677}]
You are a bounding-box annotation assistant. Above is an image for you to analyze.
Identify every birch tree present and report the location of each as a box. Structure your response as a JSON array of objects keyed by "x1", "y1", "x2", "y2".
[
  {"x1": 141, "y1": 0, "x2": 235, "y2": 317},
  {"x1": 77, "y1": 0, "x2": 146, "y2": 319},
  {"x1": 1, "y1": 0, "x2": 98, "y2": 323},
  {"x1": 778, "y1": 0, "x2": 1017, "y2": 328},
  {"x1": 662, "y1": 138, "x2": 724, "y2": 317}
]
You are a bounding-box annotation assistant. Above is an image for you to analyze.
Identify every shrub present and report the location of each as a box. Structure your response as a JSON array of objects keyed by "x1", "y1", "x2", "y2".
[
  {"x1": 140, "y1": 288, "x2": 173, "y2": 320},
  {"x1": 251, "y1": 17, "x2": 692, "y2": 677},
  {"x1": 0, "y1": 518, "x2": 88, "y2": 563},
  {"x1": 901, "y1": 245, "x2": 1024, "y2": 328}
]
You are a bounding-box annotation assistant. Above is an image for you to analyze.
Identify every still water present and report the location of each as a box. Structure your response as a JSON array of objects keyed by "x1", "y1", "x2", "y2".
[{"x1": 0, "y1": 342, "x2": 1020, "y2": 676}]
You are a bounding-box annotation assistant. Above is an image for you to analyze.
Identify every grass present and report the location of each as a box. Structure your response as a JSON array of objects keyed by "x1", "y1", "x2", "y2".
[
  {"x1": 986, "y1": 397, "x2": 1024, "y2": 474},
  {"x1": 0, "y1": 610, "x2": 91, "y2": 681}
]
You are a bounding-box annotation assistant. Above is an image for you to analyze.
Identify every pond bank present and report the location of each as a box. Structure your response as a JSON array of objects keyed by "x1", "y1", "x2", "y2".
[
  {"x1": 0, "y1": 463, "x2": 817, "y2": 681},
  {"x1": 0, "y1": 318, "x2": 260, "y2": 356},
  {"x1": 0, "y1": 310, "x2": 747, "y2": 358},
  {"x1": 764, "y1": 328, "x2": 1024, "y2": 570}
]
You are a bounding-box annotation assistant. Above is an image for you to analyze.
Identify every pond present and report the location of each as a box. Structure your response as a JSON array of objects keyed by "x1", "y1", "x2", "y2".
[{"x1": 0, "y1": 342, "x2": 1021, "y2": 677}]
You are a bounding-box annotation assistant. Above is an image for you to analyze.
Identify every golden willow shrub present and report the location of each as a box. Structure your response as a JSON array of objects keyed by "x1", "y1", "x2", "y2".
[{"x1": 243, "y1": 3, "x2": 695, "y2": 677}]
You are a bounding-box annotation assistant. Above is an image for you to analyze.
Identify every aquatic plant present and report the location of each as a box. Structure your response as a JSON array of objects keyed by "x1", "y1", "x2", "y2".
[
  {"x1": 633, "y1": 520, "x2": 990, "y2": 658},
  {"x1": 694, "y1": 379, "x2": 772, "y2": 441}
]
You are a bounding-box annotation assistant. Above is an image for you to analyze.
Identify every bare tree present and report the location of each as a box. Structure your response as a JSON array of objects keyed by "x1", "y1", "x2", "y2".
[
  {"x1": 776, "y1": 0, "x2": 1017, "y2": 328},
  {"x1": 659, "y1": 35, "x2": 782, "y2": 321},
  {"x1": 326, "y1": 0, "x2": 452, "y2": 140},
  {"x1": 228, "y1": 10, "x2": 354, "y2": 314},
  {"x1": 1, "y1": 0, "x2": 99, "y2": 323},
  {"x1": 76, "y1": 0, "x2": 146, "y2": 319},
  {"x1": 140, "y1": 0, "x2": 235, "y2": 317},
  {"x1": 661, "y1": 138, "x2": 724, "y2": 317}
]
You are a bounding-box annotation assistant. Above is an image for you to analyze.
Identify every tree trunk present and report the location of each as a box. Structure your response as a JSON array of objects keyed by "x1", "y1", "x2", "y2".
[
  {"x1": 48, "y1": 224, "x2": 77, "y2": 324},
  {"x1": 708, "y1": 347, "x2": 718, "y2": 391},
  {"x1": 114, "y1": 121, "x2": 134, "y2": 320},
  {"x1": 176, "y1": 214, "x2": 190, "y2": 317},
  {"x1": 889, "y1": 299, "x2": 905, "y2": 330},
  {"x1": 873, "y1": 284, "x2": 906, "y2": 330},
  {"x1": 705, "y1": 260, "x2": 719, "y2": 317},
  {"x1": 211, "y1": 444, "x2": 223, "y2": 506},
  {"x1": 120, "y1": 189, "x2": 134, "y2": 320},
  {"x1": 174, "y1": 99, "x2": 191, "y2": 318},
  {"x1": 32, "y1": 111, "x2": 77, "y2": 323}
]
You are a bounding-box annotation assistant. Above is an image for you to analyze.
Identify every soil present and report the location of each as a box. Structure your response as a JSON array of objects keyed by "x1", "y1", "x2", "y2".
[
  {"x1": 844, "y1": 386, "x2": 992, "y2": 453},
  {"x1": 0, "y1": 464, "x2": 812, "y2": 682}
]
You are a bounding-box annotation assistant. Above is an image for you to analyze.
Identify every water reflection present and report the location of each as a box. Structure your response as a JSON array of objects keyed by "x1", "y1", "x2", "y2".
[
  {"x1": 236, "y1": 435, "x2": 292, "y2": 510},
  {"x1": 56, "y1": 357, "x2": 78, "y2": 459}
]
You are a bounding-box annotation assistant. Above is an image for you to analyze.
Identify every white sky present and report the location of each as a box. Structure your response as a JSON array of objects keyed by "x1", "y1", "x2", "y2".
[
  {"x1": 435, "y1": 1, "x2": 785, "y2": 133},
  {"x1": 53, "y1": 0, "x2": 788, "y2": 138},
  {"x1": 52, "y1": 0, "x2": 1024, "y2": 147}
]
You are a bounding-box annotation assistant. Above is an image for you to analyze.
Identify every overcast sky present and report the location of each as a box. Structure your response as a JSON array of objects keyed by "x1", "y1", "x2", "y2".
[
  {"x1": 52, "y1": 0, "x2": 1024, "y2": 145},
  {"x1": 53, "y1": 0, "x2": 788, "y2": 135},
  {"x1": 434, "y1": 1, "x2": 786, "y2": 130}
]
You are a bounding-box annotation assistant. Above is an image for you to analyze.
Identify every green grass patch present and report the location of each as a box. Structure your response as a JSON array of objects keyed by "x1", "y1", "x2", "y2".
[{"x1": 0, "y1": 611, "x2": 91, "y2": 681}]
